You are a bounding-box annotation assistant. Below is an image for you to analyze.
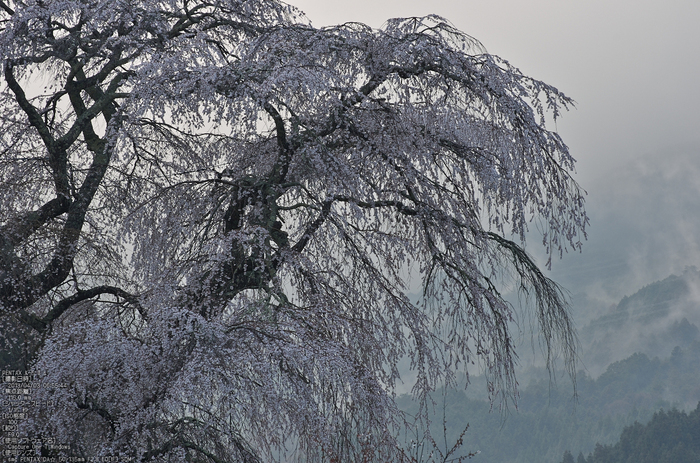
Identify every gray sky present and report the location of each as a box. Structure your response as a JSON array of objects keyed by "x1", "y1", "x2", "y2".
[{"x1": 289, "y1": 0, "x2": 700, "y2": 304}]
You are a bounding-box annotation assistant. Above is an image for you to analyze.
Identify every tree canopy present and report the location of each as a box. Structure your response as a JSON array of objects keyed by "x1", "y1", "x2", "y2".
[{"x1": 0, "y1": 0, "x2": 587, "y2": 461}]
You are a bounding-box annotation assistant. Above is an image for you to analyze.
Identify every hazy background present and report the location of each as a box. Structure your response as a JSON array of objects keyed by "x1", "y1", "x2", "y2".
[{"x1": 288, "y1": 0, "x2": 700, "y2": 312}]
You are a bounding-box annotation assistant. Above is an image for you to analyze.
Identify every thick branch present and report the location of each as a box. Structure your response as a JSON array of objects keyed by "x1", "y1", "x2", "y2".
[
  {"x1": 263, "y1": 100, "x2": 292, "y2": 184},
  {"x1": 58, "y1": 71, "x2": 127, "y2": 149},
  {"x1": 17, "y1": 67, "x2": 123, "y2": 310},
  {"x1": 291, "y1": 198, "x2": 334, "y2": 254},
  {"x1": 5, "y1": 62, "x2": 71, "y2": 197},
  {"x1": 66, "y1": 50, "x2": 132, "y2": 93},
  {"x1": 19, "y1": 286, "x2": 142, "y2": 333},
  {"x1": 4, "y1": 62, "x2": 56, "y2": 152},
  {"x1": 2, "y1": 37, "x2": 130, "y2": 312},
  {"x1": 0, "y1": 1, "x2": 14, "y2": 15},
  {"x1": 75, "y1": 67, "x2": 124, "y2": 122},
  {"x1": 2, "y1": 137, "x2": 114, "y2": 313},
  {"x1": 76, "y1": 398, "x2": 117, "y2": 434},
  {"x1": 0, "y1": 196, "x2": 71, "y2": 247},
  {"x1": 25, "y1": 144, "x2": 111, "y2": 300}
]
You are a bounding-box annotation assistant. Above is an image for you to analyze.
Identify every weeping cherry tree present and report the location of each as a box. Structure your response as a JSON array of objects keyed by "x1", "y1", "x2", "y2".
[{"x1": 0, "y1": 0, "x2": 587, "y2": 461}]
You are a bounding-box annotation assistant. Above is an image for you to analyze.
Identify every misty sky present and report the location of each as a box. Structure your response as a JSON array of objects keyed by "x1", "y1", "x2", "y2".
[{"x1": 290, "y1": 0, "x2": 700, "y2": 306}]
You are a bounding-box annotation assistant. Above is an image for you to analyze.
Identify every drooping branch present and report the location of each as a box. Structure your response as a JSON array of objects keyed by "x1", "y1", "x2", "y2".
[{"x1": 485, "y1": 231, "x2": 578, "y2": 378}]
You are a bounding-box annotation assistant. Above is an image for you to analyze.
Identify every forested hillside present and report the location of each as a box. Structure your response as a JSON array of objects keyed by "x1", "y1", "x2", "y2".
[
  {"x1": 578, "y1": 267, "x2": 700, "y2": 374},
  {"x1": 560, "y1": 404, "x2": 700, "y2": 463}
]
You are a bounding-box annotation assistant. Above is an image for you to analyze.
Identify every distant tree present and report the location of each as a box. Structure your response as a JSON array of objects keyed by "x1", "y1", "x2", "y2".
[
  {"x1": 577, "y1": 451, "x2": 587, "y2": 463},
  {"x1": 0, "y1": 0, "x2": 586, "y2": 461},
  {"x1": 561, "y1": 450, "x2": 575, "y2": 463}
]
